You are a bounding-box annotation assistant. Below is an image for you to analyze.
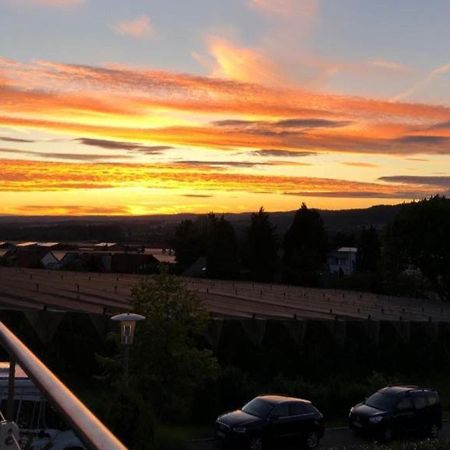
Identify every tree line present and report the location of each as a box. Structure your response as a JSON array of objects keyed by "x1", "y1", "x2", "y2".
[{"x1": 173, "y1": 197, "x2": 450, "y2": 302}]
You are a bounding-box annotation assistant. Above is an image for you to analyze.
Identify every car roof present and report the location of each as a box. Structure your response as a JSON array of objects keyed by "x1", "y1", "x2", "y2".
[
  {"x1": 257, "y1": 395, "x2": 311, "y2": 404},
  {"x1": 379, "y1": 386, "x2": 436, "y2": 395}
]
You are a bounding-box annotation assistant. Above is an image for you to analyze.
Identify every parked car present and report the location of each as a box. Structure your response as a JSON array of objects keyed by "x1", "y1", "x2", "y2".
[
  {"x1": 215, "y1": 395, "x2": 324, "y2": 450},
  {"x1": 349, "y1": 385, "x2": 442, "y2": 442}
]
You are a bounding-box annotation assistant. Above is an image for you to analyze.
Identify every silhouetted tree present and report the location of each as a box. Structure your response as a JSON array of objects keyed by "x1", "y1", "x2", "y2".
[
  {"x1": 206, "y1": 214, "x2": 240, "y2": 279},
  {"x1": 330, "y1": 231, "x2": 356, "y2": 249},
  {"x1": 244, "y1": 207, "x2": 279, "y2": 281},
  {"x1": 357, "y1": 226, "x2": 381, "y2": 272},
  {"x1": 282, "y1": 203, "x2": 328, "y2": 285},
  {"x1": 172, "y1": 219, "x2": 204, "y2": 270},
  {"x1": 384, "y1": 196, "x2": 450, "y2": 301},
  {"x1": 131, "y1": 272, "x2": 219, "y2": 419}
]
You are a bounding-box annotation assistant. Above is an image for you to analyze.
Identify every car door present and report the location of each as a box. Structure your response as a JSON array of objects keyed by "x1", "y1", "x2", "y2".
[
  {"x1": 266, "y1": 403, "x2": 291, "y2": 445},
  {"x1": 288, "y1": 402, "x2": 315, "y2": 440},
  {"x1": 393, "y1": 395, "x2": 415, "y2": 434},
  {"x1": 411, "y1": 391, "x2": 429, "y2": 433}
]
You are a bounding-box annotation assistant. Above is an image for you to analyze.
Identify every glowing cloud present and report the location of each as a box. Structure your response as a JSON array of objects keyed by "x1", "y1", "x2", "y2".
[
  {"x1": 205, "y1": 36, "x2": 289, "y2": 87},
  {"x1": 0, "y1": 159, "x2": 444, "y2": 199},
  {"x1": 249, "y1": 0, "x2": 318, "y2": 19},
  {"x1": 113, "y1": 15, "x2": 155, "y2": 39}
]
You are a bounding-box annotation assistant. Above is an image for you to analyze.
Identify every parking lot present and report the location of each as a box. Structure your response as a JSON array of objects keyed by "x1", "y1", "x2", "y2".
[{"x1": 187, "y1": 421, "x2": 450, "y2": 449}]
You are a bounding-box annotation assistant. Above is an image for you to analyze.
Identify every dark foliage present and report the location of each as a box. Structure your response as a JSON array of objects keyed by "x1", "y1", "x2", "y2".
[
  {"x1": 282, "y1": 203, "x2": 328, "y2": 285},
  {"x1": 357, "y1": 226, "x2": 381, "y2": 272},
  {"x1": 243, "y1": 207, "x2": 279, "y2": 282},
  {"x1": 172, "y1": 219, "x2": 204, "y2": 270},
  {"x1": 384, "y1": 196, "x2": 450, "y2": 301},
  {"x1": 206, "y1": 214, "x2": 240, "y2": 279}
]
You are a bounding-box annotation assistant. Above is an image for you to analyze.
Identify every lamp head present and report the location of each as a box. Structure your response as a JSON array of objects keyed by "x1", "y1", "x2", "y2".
[{"x1": 111, "y1": 312, "x2": 145, "y2": 345}]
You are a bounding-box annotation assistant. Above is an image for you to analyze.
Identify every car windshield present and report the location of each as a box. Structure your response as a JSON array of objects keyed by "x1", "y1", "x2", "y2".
[
  {"x1": 365, "y1": 392, "x2": 396, "y2": 411},
  {"x1": 242, "y1": 398, "x2": 274, "y2": 418}
]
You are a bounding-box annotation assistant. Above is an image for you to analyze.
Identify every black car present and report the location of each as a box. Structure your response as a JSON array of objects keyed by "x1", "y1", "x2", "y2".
[
  {"x1": 215, "y1": 395, "x2": 324, "y2": 450},
  {"x1": 349, "y1": 386, "x2": 442, "y2": 442}
]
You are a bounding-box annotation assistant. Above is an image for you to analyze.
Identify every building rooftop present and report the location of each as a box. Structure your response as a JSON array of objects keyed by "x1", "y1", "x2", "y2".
[
  {"x1": 36, "y1": 242, "x2": 61, "y2": 248},
  {"x1": 16, "y1": 242, "x2": 38, "y2": 247},
  {"x1": 0, "y1": 361, "x2": 28, "y2": 379},
  {"x1": 94, "y1": 243, "x2": 119, "y2": 248}
]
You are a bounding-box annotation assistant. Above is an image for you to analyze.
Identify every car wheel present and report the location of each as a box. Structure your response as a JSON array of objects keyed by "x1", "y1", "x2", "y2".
[
  {"x1": 429, "y1": 423, "x2": 440, "y2": 439},
  {"x1": 304, "y1": 431, "x2": 320, "y2": 449},
  {"x1": 248, "y1": 436, "x2": 263, "y2": 450}
]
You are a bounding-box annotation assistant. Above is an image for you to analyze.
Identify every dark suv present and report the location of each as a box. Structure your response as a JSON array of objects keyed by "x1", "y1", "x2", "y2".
[
  {"x1": 349, "y1": 386, "x2": 442, "y2": 441},
  {"x1": 215, "y1": 395, "x2": 324, "y2": 450}
]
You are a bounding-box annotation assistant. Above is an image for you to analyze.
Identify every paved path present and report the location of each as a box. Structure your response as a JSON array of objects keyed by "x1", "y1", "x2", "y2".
[{"x1": 187, "y1": 421, "x2": 450, "y2": 449}]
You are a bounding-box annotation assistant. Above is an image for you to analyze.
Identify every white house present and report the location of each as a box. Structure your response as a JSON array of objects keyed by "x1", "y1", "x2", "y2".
[{"x1": 328, "y1": 247, "x2": 358, "y2": 276}]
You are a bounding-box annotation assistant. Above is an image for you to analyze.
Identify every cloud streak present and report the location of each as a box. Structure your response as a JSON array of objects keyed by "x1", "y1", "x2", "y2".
[
  {"x1": 379, "y1": 175, "x2": 450, "y2": 187},
  {"x1": 13, "y1": 205, "x2": 130, "y2": 215},
  {"x1": 113, "y1": 15, "x2": 155, "y2": 39},
  {"x1": 0, "y1": 147, "x2": 133, "y2": 161},
  {"x1": 76, "y1": 138, "x2": 172, "y2": 153},
  {"x1": 0, "y1": 159, "x2": 445, "y2": 200}
]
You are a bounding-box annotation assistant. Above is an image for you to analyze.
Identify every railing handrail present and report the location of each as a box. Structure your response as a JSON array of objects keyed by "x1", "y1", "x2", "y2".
[{"x1": 0, "y1": 321, "x2": 128, "y2": 450}]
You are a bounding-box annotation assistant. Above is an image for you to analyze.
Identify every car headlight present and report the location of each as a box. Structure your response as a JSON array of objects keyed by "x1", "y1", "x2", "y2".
[
  {"x1": 369, "y1": 416, "x2": 384, "y2": 424},
  {"x1": 233, "y1": 426, "x2": 247, "y2": 434}
]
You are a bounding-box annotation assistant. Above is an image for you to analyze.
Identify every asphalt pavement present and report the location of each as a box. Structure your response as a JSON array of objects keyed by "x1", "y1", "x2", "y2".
[{"x1": 187, "y1": 421, "x2": 450, "y2": 449}]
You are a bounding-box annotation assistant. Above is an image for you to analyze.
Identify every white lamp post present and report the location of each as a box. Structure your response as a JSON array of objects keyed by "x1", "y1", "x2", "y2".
[{"x1": 111, "y1": 313, "x2": 145, "y2": 384}]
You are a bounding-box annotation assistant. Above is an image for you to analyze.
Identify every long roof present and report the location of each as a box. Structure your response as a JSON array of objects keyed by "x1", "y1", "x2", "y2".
[{"x1": 0, "y1": 267, "x2": 448, "y2": 321}]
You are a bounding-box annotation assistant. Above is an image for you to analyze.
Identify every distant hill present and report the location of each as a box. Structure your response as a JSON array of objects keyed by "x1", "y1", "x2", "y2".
[
  {"x1": 0, "y1": 202, "x2": 408, "y2": 243},
  {"x1": 209, "y1": 203, "x2": 405, "y2": 235}
]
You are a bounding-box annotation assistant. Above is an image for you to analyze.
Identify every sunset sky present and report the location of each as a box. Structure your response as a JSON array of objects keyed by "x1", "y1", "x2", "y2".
[{"x1": 1, "y1": 0, "x2": 450, "y2": 216}]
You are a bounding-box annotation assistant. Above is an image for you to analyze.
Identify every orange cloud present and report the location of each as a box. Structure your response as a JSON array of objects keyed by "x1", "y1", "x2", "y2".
[
  {"x1": 1, "y1": 58, "x2": 450, "y2": 157},
  {"x1": 341, "y1": 162, "x2": 379, "y2": 168},
  {"x1": 249, "y1": 0, "x2": 318, "y2": 19},
  {"x1": 113, "y1": 15, "x2": 155, "y2": 39},
  {"x1": 0, "y1": 159, "x2": 444, "y2": 199},
  {"x1": 12, "y1": 205, "x2": 130, "y2": 215},
  {"x1": 206, "y1": 37, "x2": 290, "y2": 87}
]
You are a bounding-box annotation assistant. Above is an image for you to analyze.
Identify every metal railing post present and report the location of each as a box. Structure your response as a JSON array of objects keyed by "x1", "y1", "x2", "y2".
[
  {"x1": 0, "y1": 321, "x2": 127, "y2": 450},
  {"x1": 6, "y1": 359, "x2": 15, "y2": 422}
]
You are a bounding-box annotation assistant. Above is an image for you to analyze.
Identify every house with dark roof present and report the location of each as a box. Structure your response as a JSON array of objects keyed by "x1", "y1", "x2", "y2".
[
  {"x1": 0, "y1": 249, "x2": 13, "y2": 265},
  {"x1": 40, "y1": 251, "x2": 63, "y2": 270},
  {"x1": 111, "y1": 253, "x2": 158, "y2": 274}
]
